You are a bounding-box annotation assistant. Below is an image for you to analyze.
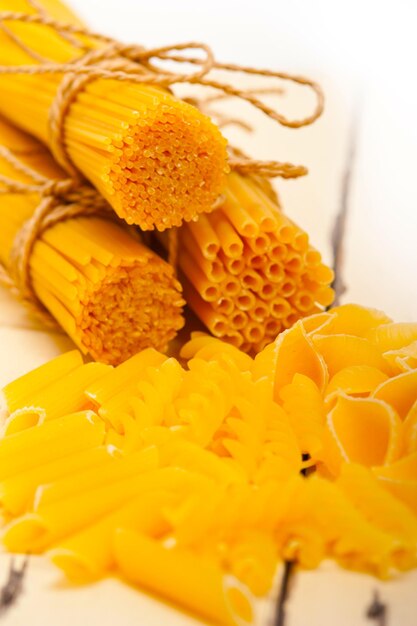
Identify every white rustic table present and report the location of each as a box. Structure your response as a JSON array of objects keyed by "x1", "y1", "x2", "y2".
[{"x1": 0, "y1": 0, "x2": 416, "y2": 624}]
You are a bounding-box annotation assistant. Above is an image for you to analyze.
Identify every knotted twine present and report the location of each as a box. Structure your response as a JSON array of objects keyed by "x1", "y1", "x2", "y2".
[
  {"x1": 0, "y1": 144, "x2": 111, "y2": 326},
  {"x1": 0, "y1": 4, "x2": 324, "y2": 321}
]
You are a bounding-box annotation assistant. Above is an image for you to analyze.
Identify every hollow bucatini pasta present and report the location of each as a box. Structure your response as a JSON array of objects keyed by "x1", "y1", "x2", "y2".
[
  {"x1": 0, "y1": 118, "x2": 184, "y2": 364},
  {"x1": 0, "y1": 0, "x2": 228, "y2": 230},
  {"x1": 1, "y1": 305, "x2": 417, "y2": 624},
  {"x1": 173, "y1": 172, "x2": 334, "y2": 352}
]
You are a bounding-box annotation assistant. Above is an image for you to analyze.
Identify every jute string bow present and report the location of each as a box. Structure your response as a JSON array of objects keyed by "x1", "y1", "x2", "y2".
[{"x1": 0, "y1": 3, "x2": 324, "y2": 320}]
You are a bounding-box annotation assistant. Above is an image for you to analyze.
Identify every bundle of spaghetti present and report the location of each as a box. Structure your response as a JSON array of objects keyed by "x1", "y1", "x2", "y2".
[
  {"x1": 0, "y1": 0, "x2": 324, "y2": 232},
  {"x1": 174, "y1": 171, "x2": 334, "y2": 353},
  {"x1": 0, "y1": 0, "x2": 229, "y2": 230},
  {"x1": 0, "y1": 118, "x2": 185, "y2": 365}
]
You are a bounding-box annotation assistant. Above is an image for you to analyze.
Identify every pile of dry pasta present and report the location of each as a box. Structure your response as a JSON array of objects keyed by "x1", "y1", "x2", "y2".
[
  {"x1": 1, "y1": 304, "x2": 416, "y2": 625},
  {"x1": 1, "y1": 1, "x2": 414, "y2": 621},
  {"x1": 0, "y1": 118, "x2": 185, "y2": 365}
]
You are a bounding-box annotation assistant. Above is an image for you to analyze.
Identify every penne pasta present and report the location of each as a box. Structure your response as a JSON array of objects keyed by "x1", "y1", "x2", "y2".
[{"x1": 114, "y1": 529, "x2": 254, "y2": 626}]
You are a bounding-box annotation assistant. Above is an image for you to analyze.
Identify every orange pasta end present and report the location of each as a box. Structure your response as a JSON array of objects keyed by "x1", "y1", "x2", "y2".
[{"x1": 97, "y1": 97, "x2": 229, "y2": 230}]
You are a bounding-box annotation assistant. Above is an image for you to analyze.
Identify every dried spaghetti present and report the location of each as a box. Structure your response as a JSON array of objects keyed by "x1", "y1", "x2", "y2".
[
  {"x1": 0, "y1": 0, "x2": 229, "y2": 230},
  {"x1": 0, "y1": 118, "x2": 184, "y2": 365}
]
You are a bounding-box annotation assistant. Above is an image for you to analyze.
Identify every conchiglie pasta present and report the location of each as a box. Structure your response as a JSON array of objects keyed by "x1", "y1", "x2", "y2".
[{"x1": 323, "y1": 394, "x2": 402, "y2": 471}]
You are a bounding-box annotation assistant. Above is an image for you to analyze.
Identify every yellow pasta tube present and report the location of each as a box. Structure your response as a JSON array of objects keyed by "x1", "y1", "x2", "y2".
[
  {"x1": 85, "y1": 348, "x2": 167, "y2": 406},
  {"x1": 49, "y1": 491, "x2": 172, "y2": 581},
  {"x1": 227, "y1": 173, "x2": 278, "y2": 233},
  {"x1": 249, "y1": 299, "x2": 270, "y2": 322},
  {"x1": 0, "y1": 446, "x2": 116, "y2": 516},
  {"x1": 179, "y1": 229, "x2": 226, "y2": 283},
  {"x1": 210, "y1": 211, "x2": 244, "y2": 258},
  {"x1": 182, "y1": 281, "x2": 228, "y2": 337},
  {"x1": 222, "y1": 187, "x2": 260, "y2": 238},
  {"x1": 186, "y1": 214, "x2": 221, "y2": 260},
  {"x1": 0, "y1": 411, "x2": 105, "y2": 480},
  {"x1": 2, "y1": 467, "x2": 210, "y2": 552},
  {"x1": 219, "y1": 252, "x2": 246, "y2": 276},
  {"x1": 179, "y1": 250, "x2": 221, "y2": 302},
  {"x1": 35, "y1": 446, "x2": 159, "y2": 509},
  {"x1": 4, "y1": 363, "x2": 110, "y2": 432},
  {"x1": 114, "y1": 528, "x2": 255, "y2": 626},
  {"x1": 236, "y1": 291, "x2": 257, "y2": 312},
  {"x1": 214, "y1": 297, "x2": 235, "y2": 316},
  {"x1": 221, "y1": 276, "x2": 242, "y2": 298},
  {"x1": 242, "y1": 322, "x2": 264, "y2": 345},
  {"x1": 0, "y1": 350, "x2": 82, "y2": 414}
]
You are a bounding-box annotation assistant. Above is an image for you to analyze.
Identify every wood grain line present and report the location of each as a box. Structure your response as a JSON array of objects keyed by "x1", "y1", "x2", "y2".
[
  {"x1": 0, "y1": 557, "x2": 28, "y2": 618},
  {"x1": 330, "y1": 110, "x2": 360, "y2": 306},
  {"x1": 366, "y1": 590, "x2": 388, "y2": 626},
  {"x1": 272, "y1": 560, "x2": 295, "y2": 626}
]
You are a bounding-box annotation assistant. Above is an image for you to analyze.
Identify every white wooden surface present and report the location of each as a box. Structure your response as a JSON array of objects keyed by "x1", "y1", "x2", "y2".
[{"x1": 1, "y1": 0, "x2": 417, "y2": 624}]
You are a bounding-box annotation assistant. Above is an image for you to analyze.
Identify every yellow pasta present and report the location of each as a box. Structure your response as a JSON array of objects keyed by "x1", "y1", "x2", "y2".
[
  {"x1": 0, "y1": 349, "x2": 82, "y2": 414},
  {"x1": 0, "y1": 410, "x2": 105, "y2": 479},
  {"x1": 34, "y1": 446, "x2": 158, "y2": 509},
  {"x1": 3, "y1": 464, "x2": 170, "y2": 553},
  {"x1": 176, "y1": 172, "x2": 334, "y2": 352},
  {"x1": 0, "y1": 446, "x2": 115, "y2": 516},
  {"x1": 280, "y1": 374, "x2": 326, "y2": 459},
  {"x1": 325, "y1": 365, "x2": 389, "y2": 400},
  {"x1": 1, "y1": 303, "x2": 417, "y2": 621},
  {"x1": 323, "y1": 393, "x2": 402, "y2": 473},
  {"x1": 402, "y1": 401, "x2": 417, "y2": 455},
  {"x1": 0, "y1": 0, "x2": 228, "y2": 230},
  {"x1": 366, "y1": 322, "x2": 417, "y2": 352},
  {"x1": 114, "y1": 529, "x2": 254, "y2": 626},
  {"x1": 336, "y1": 463, "x2": 417, "y2": 568},
  {"x1": 4, "y1": 362, "x2": 110, "y2": 433},
  {"x1": 384, "y1": 339, "x2": 417, "y2": 373},
  {"x1": 312, "y1": 334, "x2": 392, "y2": 377},
  {"x1": 49, "y1": 491, "x2": 172, "y2": 581},
  {"x1": 372, "y1": 370, "x2": 417, "y2": 419},
  {"x1": 0, "y1": 119, "x2": 184, "y2": 364}
]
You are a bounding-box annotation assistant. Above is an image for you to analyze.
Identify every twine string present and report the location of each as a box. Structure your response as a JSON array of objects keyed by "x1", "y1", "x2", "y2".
[
  {"x1": 0, "y1": 6, "x2": 324, "y2": 315},
  {"x1": 0, "y1": 10, "x2": 324, "y2": 178}
]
